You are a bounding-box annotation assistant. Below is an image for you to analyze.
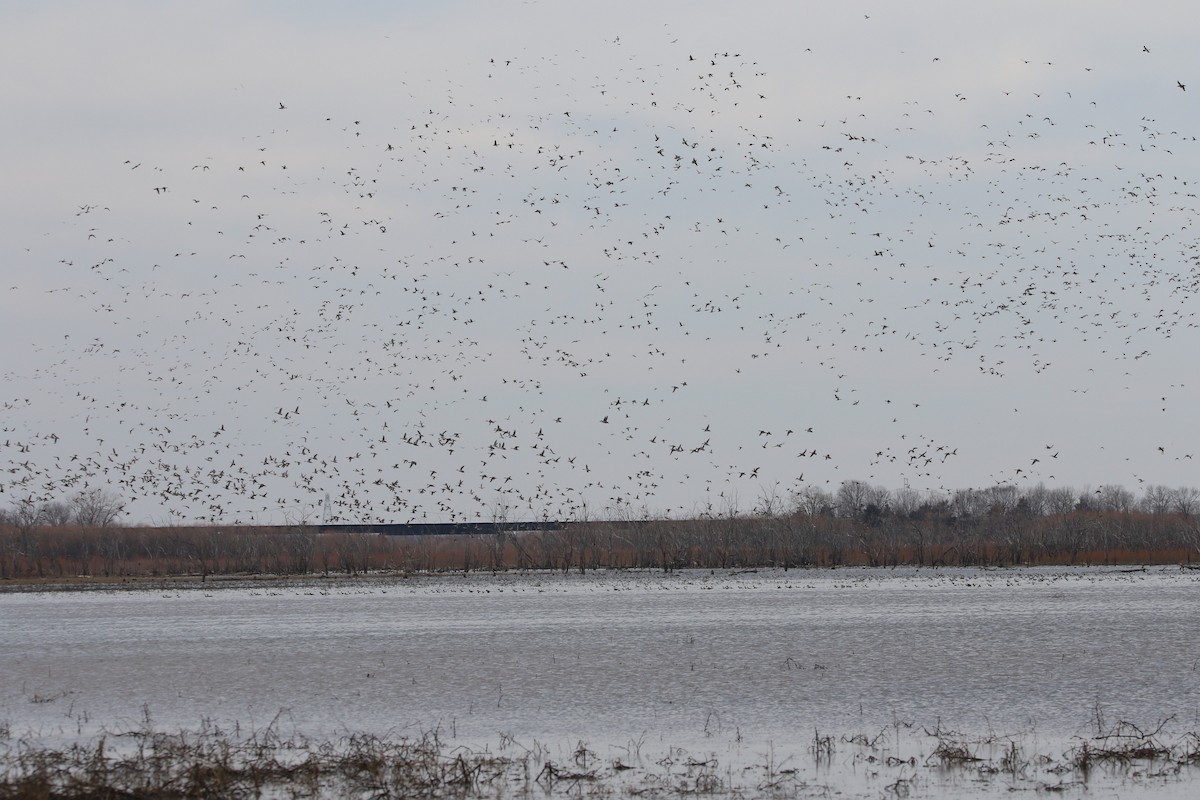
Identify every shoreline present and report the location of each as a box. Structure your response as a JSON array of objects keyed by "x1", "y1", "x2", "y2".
[{"x1": 0, "y1": 561, "x2": 1187, "y2": 594}]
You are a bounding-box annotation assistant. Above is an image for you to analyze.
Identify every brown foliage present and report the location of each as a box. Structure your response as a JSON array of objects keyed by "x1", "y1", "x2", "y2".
[{"x1": 1, "y1": 502, "x2": 1198, "y2": 584}]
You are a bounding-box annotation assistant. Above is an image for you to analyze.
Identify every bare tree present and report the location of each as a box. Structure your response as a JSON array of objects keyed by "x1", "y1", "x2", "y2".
[
  {"x1": 1022, "y1": 484, "x2": 1050, "y2": 516},
  {"x1": 1173, "y1": 487, "x2": 1200, "y2": 516},
  {"x1": 10, "y1": 497, "x2": 43, "y2": 532},
  {"x1": 863, "y1": 484, "x2": 892, "y2": 513},
  {"x1": 71, "y1": 488, "x2": 125, "y2": 528},
  {"x1": 39, "y1": 500, "x2": 73, "y2": 526},
  {"x1": 791, "y1": 485, "x2": 833, "y2": 517},
  {"x1": 7, "y1": 497, "x2": 44, "y2": 578},
  {"x1": 1095, "y1": 484, "x2": 1135, "y2": 513},
  {"x1": 490, "y1": 500, "x2": 511, "y2": 571},
  {"x1": 1140, "y1": 485, "x2": 1174, "y2": 515},
  {"x1": 835, "y1": 480, "x2": 872, "y2": 518},
  {"x1": 951, "y1": 488, "x2": 987, "y2": 519},
  {"x1": 754, "y1": 484, "x2": 786, "y2": 518},
  {"x1": 980, "y1": 485, "x2": 1020, "y2": 515},
  {"x1": 892, "y1": 486, "x2": 924, "y2": 518},
  {"x1": 1044, "y1": 486, "x2": 1078, "y2": 515}
]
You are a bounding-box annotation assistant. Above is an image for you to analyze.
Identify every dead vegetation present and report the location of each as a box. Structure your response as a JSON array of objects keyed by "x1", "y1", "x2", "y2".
[
  {"x1": 3, "y1": 503, "x2": 1200, "y2": 587},
  {"x1": 849, "y1": 718, "x2": 1200, "y2": 795},
  {"x1": 0, "y1": 724, "x2": 792, "y2": 799},
  {"x1": 4, "y1": 715, "x2": 1200, "y2": 799},
  {"x1": 1069, "y1": 715, "x2": 1200, "y2": 770},
  {"x1": 0, "y1": 725, "x2": 521, "y2": 800}
]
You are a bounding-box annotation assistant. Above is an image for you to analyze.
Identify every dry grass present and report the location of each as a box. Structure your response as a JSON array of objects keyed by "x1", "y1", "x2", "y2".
[
  {"x1": 4, "y1": 719, "x2": 1200, "y2": 799},
  {"x1": 0, "y1": 726, "x2": 520, "y2": 800},
  {"x1": 1069, "y1": 717, "x2": 1181, "y2": 769}
]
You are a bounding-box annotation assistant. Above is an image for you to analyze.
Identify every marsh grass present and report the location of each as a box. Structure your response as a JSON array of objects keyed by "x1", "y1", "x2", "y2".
[
  {"x1": 4, "y1": 718, "x2": 1200, "y2": 799},
  {"x1": 1069, "y1": 715, "x2": 1184, "y2": 769},
  {"x1": 809, "y1": 729, "x2": 835, "y2": 763},
  {"x1": 0, "y1": 725, "x2": 519, "y2": 799}
]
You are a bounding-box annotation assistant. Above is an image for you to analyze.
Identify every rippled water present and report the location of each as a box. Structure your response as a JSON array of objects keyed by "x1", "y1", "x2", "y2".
[{"x1": 3, "y1": 566, "x2": 1200, "y2": 797}]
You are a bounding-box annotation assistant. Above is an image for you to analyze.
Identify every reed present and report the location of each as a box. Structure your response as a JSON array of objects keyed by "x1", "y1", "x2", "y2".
[{"x1": 4, "y1": 719, "x2": 1200, "y2": 799}]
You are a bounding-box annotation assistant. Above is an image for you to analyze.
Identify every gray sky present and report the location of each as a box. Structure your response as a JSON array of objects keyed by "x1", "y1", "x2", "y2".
[{"x1": 3, "y1": 1, "x2": 1199, "y2": 524}]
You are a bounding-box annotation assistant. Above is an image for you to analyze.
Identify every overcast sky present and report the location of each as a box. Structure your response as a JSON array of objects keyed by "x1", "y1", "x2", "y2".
[{"x1": 3, "y1": 1, "x2": 1199, "y2": 524}]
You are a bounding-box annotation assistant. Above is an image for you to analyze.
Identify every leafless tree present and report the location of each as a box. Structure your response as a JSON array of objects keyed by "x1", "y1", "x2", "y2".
[
  {"x1": 1043, "y1": 486, "x2": 1078, "y2": 515},
  {"x1": 1140, "y1": 485, "x2": 1174, "y2": 515},
  {"x1": 892, "y1": 486, "x2": 924, "y2": 518},
  {"x1": 490, "y1": 500, "x2": 511, "y2": 571},
  {"x1": 4, "y1": 498, "x2": 43, "y2": 578},
  {"x1": 791, "y1": 485, "x2": 833, "y2": 517},
  {"x1": 863, "y1": 484, "x2": 892, "y2": 513},
  {"x1": 836, "y1": 480, "x2": 872, "y2": 518},
  {"x1": 1021, "y1": 484, "x2": 1051, "y2": 516},
  {"x1": 951, "y1": 488, "x2": 987, "y2": 519},
  {"x1": 10, "y1": 497, "x2": 43, "y2": 532},
  {"x1": 981, "y1": 485, "x2": 1020, "y2": 515},
  {"x1": 754, "y1": 484, "x2": 785, "y2": 518},
  {"x1": 39, "y1": 500, "x2": 73, "y2": 526},
  {"x1": 1172, "y1": 487, "x2": 1200, "y2": 516},
  {"x1": 71, "y1": 488, "x2": 125, "y2": 528},
  {"x1": 1095, "y1": 484, "x2": 1135, "y2": 513}
]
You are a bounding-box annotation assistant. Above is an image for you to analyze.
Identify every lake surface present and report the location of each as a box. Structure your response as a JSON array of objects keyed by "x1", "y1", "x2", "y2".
[{"x1": 3, "y1": 566, "x2": 1200, "y2": 797}]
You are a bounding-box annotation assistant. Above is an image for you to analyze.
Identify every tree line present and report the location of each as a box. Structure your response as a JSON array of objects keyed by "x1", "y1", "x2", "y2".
[{"x1": 2, "y1": 481, "x2": 1199, "y2": 580}]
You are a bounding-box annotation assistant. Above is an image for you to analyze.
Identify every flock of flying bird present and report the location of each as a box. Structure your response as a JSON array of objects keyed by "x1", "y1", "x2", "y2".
[{"x1": 3, "y1": 22, "x2": 1199, "y2": 524}]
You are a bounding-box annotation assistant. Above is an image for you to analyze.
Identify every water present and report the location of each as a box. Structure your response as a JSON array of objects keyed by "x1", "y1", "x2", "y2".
[{"x1": 3, "y1": 566, "x2": 1200, "y2": 797}]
